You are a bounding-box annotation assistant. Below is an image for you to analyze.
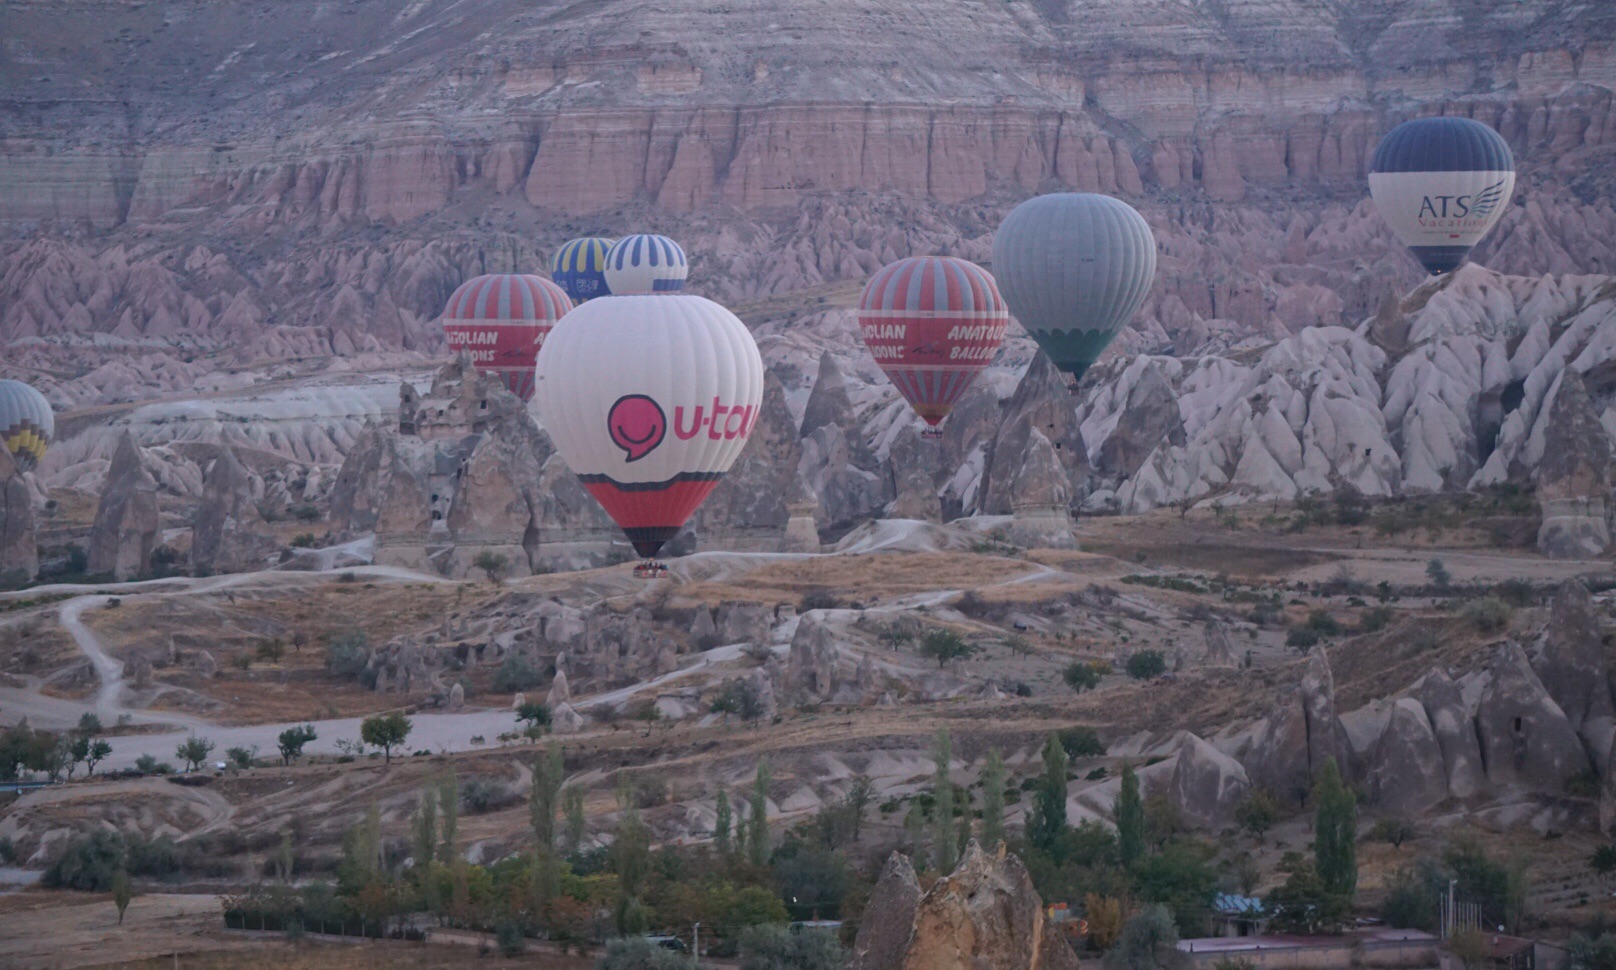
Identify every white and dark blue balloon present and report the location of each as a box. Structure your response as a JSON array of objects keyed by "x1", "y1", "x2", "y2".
[
  {"x1": 1369, "y1": 117, "x2": 1515, "y2": 276},
  {"x1": 604, "y1": 234, "x2": 689, "y2": 295}
]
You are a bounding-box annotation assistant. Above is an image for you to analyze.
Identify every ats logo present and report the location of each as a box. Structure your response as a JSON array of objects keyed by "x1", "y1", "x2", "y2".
[
  {"x1": 1416, "y1": 179, "x2": 1507, "y2": 224},
  {"x1": 607, "y1": 393, "x2": 758, "y2": 462}
]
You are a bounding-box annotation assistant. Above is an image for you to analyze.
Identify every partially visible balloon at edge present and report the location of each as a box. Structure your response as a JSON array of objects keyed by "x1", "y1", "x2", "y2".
[
  {"x1": 1369, "y1": 116, "x2": 1515, "y2": 276},
  {"x1": 991, "y1": 193, "x2": 1156, "y2": 384},
  {"x1": 551, "y1": 237, "x2": 614, "y2": 302},
  {"x1": 0, "y1": 379, "x2": 53, "y2": 473}
]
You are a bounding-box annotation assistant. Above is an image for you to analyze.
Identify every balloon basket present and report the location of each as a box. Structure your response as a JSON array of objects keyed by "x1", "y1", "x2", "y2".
[
  {"x1": 1067, "y1": 382, "x2": 1082, "y2": 397},
  {"x1": 633, "y1": 560, "x2": 670, "y2": 580},
  {"x1": 920, "y1": 427, "x2": 944, "y2": 440}
]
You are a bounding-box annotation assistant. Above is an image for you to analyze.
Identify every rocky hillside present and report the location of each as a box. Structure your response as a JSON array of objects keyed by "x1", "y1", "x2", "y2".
[{"x1": 2, "y1": 0, "x2": 1615, "y2": 411}]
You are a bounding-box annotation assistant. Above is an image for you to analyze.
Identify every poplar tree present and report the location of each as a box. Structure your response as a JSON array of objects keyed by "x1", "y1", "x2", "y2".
[
  {"x1": 749, "y1": 759, "x2": 772, "y2": 866},
  {"x1": 1314, "y1": 757, "x2": 1357, "y2": 899},
  {"x1": 1028, "y1": 733, "x2": 1069, "y2": 856},
  {"x1": 981, "y1": 748, "x2": 1007, "y2": 848},
  {"x1": 1116, "y1": 762, "x2": 1145, "y2": 869},
  {"x1": 933, "y1": 730, "x2": 958, "y2": 874}
]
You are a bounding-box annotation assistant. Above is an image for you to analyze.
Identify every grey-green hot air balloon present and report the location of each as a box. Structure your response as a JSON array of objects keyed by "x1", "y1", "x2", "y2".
[{"x1": 991, "y1": 193, "x2": 1157, "y2": 386}]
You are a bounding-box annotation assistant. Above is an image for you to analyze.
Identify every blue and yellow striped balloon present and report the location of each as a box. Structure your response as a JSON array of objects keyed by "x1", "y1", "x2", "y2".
[
  {"x1": 550, "y1": 237, "x2": 614, "y2": 303},
  {"x1": 0, "y1": 380, "x2": 53, "y2": 473}
]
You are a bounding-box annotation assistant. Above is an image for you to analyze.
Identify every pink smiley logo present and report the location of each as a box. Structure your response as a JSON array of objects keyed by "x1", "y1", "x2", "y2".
[{"x1": 608, "y1": 394, "x2": 667, "y2": 462}]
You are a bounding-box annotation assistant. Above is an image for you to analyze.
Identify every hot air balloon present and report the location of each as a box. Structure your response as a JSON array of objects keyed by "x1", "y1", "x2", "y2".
[
  {"x1": 1369, "y1": 117, "x2": 1515, "y2": 276},
  {"x1": 858, "y1": 256, "x2": 1008, "y2": 438},
  {"x1": 0, "y1": 380, "x2": 53, "y2": 473},
  {"x1": 991, "y1": 193, "x2": 1157, "y2": 388},
  {"x1": 533, "y1": 294, "x2": 763, "y2": 570},
  {"x1": 603, "y1": 234, "x2": 688, "y2": 295},
  {"x1": 551, "y1": 237, "x2": 614, "y2": 303},
  {"x1": 441, "y1": 274, "x2": 573, "y2": 402}
]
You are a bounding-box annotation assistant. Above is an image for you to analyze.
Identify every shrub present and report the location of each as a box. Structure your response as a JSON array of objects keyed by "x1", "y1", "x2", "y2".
[
  {"x1": 1058, "y1": 726, "x2": 1106, "y2": 759},
  {"x1": 739, "y1": 923, "x2": 844, "y2": 970},
  {"x1": 1426, "y1": 558, "x2": 1451, "y2": 589},
  {"x1": 461, "y1": 778, "x2": 512, "y2": 814},
  {"x1": 1125, "y1": 650, "x2": 1167, "y2": 680},
  {"x1": 134, "y1": 755, "x2": 171, "y2": 775},
  {"x1": 799, "y1": 589, "x2": 839, "y2": 612},
  {"x1": 919, "y1": 630, "x2": 977, "y2": 668},
  {"x1": 495, "y1": 920, "x2": 525, "y2": 956},
  {"x1": 1305, "y1": 609, "x2": 1340, "y2": 636},
  {"x1": 44, "y1": 830, "x2": 126, "y2": 890},
  {"x1": 324, "y1": 631, "x2": 369, "y2": 678},
  {"x1": 1063, "y1": 662, "x2": 1102, "y2": 693},
  {"x1": 597, "y1": 936, "x2": 693, "y2": 969},
  {"x1": 1286, "y1": 627, "x2": 1320, "y2": 650},
  {"x1": 290, "y1": 533, "x2": 318, "y2": 549},
  {"x1": 1464, "y1": 596, "x2": 1512, "y2": 634},
  {"x1": 225, "y1": 746, "x2": 255, "y2": 769},
  {"x1": 492, "y1": 653, "x2": 545, "y2": 693}
]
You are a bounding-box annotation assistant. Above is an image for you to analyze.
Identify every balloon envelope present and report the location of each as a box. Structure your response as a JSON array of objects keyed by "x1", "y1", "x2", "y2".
[
  {"x1": 1369, "y1": 117, "x2": 1515, "y2": 275},
  {"x1": 991, "y1": 193, "x2": 1156, "y2": 382},
  {"x1": 858, "y1": 256, "x2": 1008, "y2": 427},
  {"x1": 603, "y1": 234, "x2": 688, "y2": 295},
  {"x1": 0, "y1": 380, "x2": 52, "y2": 472},
  {"x1": 551, "y1": 237, "x2": 614, "y2": 302},
  {"x1": 533, "y1": 294, "x2": 763, "y2": 558},
  {"x1": 441, "y1": 274, "x2": 573, "y2": 402}
]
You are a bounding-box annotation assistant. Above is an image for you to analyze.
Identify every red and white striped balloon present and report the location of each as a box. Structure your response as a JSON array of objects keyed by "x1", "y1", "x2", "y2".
[
  {"x1": 441, "y1": 274, "x2": 573, "y2": 402},
  {"x1": 857, "y1": 256, "x2": 1008, "y2": 430}
]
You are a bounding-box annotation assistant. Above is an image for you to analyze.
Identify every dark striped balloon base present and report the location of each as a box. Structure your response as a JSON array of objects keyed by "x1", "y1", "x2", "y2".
[{"x1": 1409, "y1": 246, "x2": 1472, "y2": 275}]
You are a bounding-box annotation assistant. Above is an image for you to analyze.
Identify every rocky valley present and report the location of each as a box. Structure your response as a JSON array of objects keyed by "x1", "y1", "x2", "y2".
[{"x1": 4, "y1": 0, "x2": 1616, "y2": 967}]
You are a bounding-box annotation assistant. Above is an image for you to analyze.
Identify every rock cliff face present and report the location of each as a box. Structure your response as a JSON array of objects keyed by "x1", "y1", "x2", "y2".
[
  {"x1": 86, "y1": 433, "x2": 160, "y2": 580},
  {"x1": 0, "y1": 449, "x2": 37, "y2": 583},
  {"x1": 5, "y1": 0, "x2": 1615, "y2": 430},
  {"x1": 899, "y1": 842, "x2": 1080, "y2": 970},
  {"x1": 190, "y1": 448, "x2": 278, "y2": 574},
  {"x1": 1535, "y1": 371, "x2": 1614, "y2": 558}
]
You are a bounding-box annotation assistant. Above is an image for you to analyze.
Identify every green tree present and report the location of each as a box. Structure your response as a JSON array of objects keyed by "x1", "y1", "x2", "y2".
[
  {"x1": 410, "y1": 785, "x2": 438, "y2": 908},
  {"x1": 980, "y1": 748, "x2": 1007, "y2": 848},
  {"x1": 1133, "y1": 839, "x2": 1219, "y2": 936},
  {"x1": 1103, "y1": 904, "x2": 1189, "y2": 970},
  {"x1": 1426, "y1": 558, "x2": 1451, "y2": 589},
  {"x1": 749, "y1": 759, "x2": 772, "y2": 866},
  {"x1": 1116, "y1": 762, "x2": 1146, "y2": 869},
  {"x1": 1593, "y1": 844, "x2": 1616, "y2": 877},
  {"x1": 711, "y1": 679, "x2": 765, "y2": 723},
  {"x1": 562, "y1": 785, "x2": 586, "y2": 858},
  {"x1": 1125, "y1": 650, "x2": 1168, "y2": 680},
  {"x1": 845, "y1": 773, "x2": 873, "y2": 843},
  {"x1": 76, "y1": 713, "x2": 103, "y2": 737},
  {"x1": 515, "y1": 701, "x2": 552, "y2": 733},
  {"x1": 1267, "y1": 859, "x2": 1350, "y2": 933},
  {"x1": 84, "y1": 739, "x2": 112, "y2": 776},
  {"x1": 932, "y1": 730, "x2": 957, "y2": 874},
  {"x1": 714, "y1": 784, "x2": 733, "y2": 857},
  {"x1": 1064, "y1": 661, "x2": 1102, "y2": 692},
  {"x1": 530, "y1": 743, "x2": 564, "y2": 852},
  {"x1": 360, "y1": 712, "x2": 412, "y2": 765},
  {"x1": 437, "y1": 768, "x2": 458, "y2": 864},
  {"x1": 597, "y1": 936, "x2": 693, "y2": 970},
  {"x1": 1235, "y1": 789, "x2": 1282, "y2": 837},
  {"x1": 277, "y1": 724, "x2": 317, "y2": 765},
  {"x1": 1027, "y1": 733, "x2": 1068, "y2": 857},
  {"x1": 472, "y1": 550, "x2": 508, "y2": 583},
  {"x1": 111, "y1": 868, "x2": 133, "y2": 925},
  {"x1": 175, "y1": 735, "x2": 214, "y2": 772},
  {"x1": 919, "y1": 629, "x2": 977, "y2": 668},
  {"x1": 1059, "y1": 726, "x2": 1107, "y2": 759},
  {"x1": 66, "y1": 733, "x2": 90, "y2": 779},
  {"x1": 1313, "y1": 757, "x2": 1357, "y2": 898},
  {"x1": 613, "y1": 779, "x2": 652, "y2": 897},
  {"x1": 739, "y1": 923, "x2": 845, "y2": 970}
]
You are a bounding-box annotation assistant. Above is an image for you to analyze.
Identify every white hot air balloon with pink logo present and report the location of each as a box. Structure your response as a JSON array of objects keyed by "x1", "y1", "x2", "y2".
[{"x1": 533, "y1": 294, "x2": 763, "y2": 567}]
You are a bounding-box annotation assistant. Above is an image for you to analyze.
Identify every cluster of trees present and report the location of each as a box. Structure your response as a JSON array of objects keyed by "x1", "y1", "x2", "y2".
[
  {"x1": 0, "y1": 713, "x2": 112, "y2": 782},
  {"x1": 226, "y1": 743, "x2": 855, "y2": 964}
]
